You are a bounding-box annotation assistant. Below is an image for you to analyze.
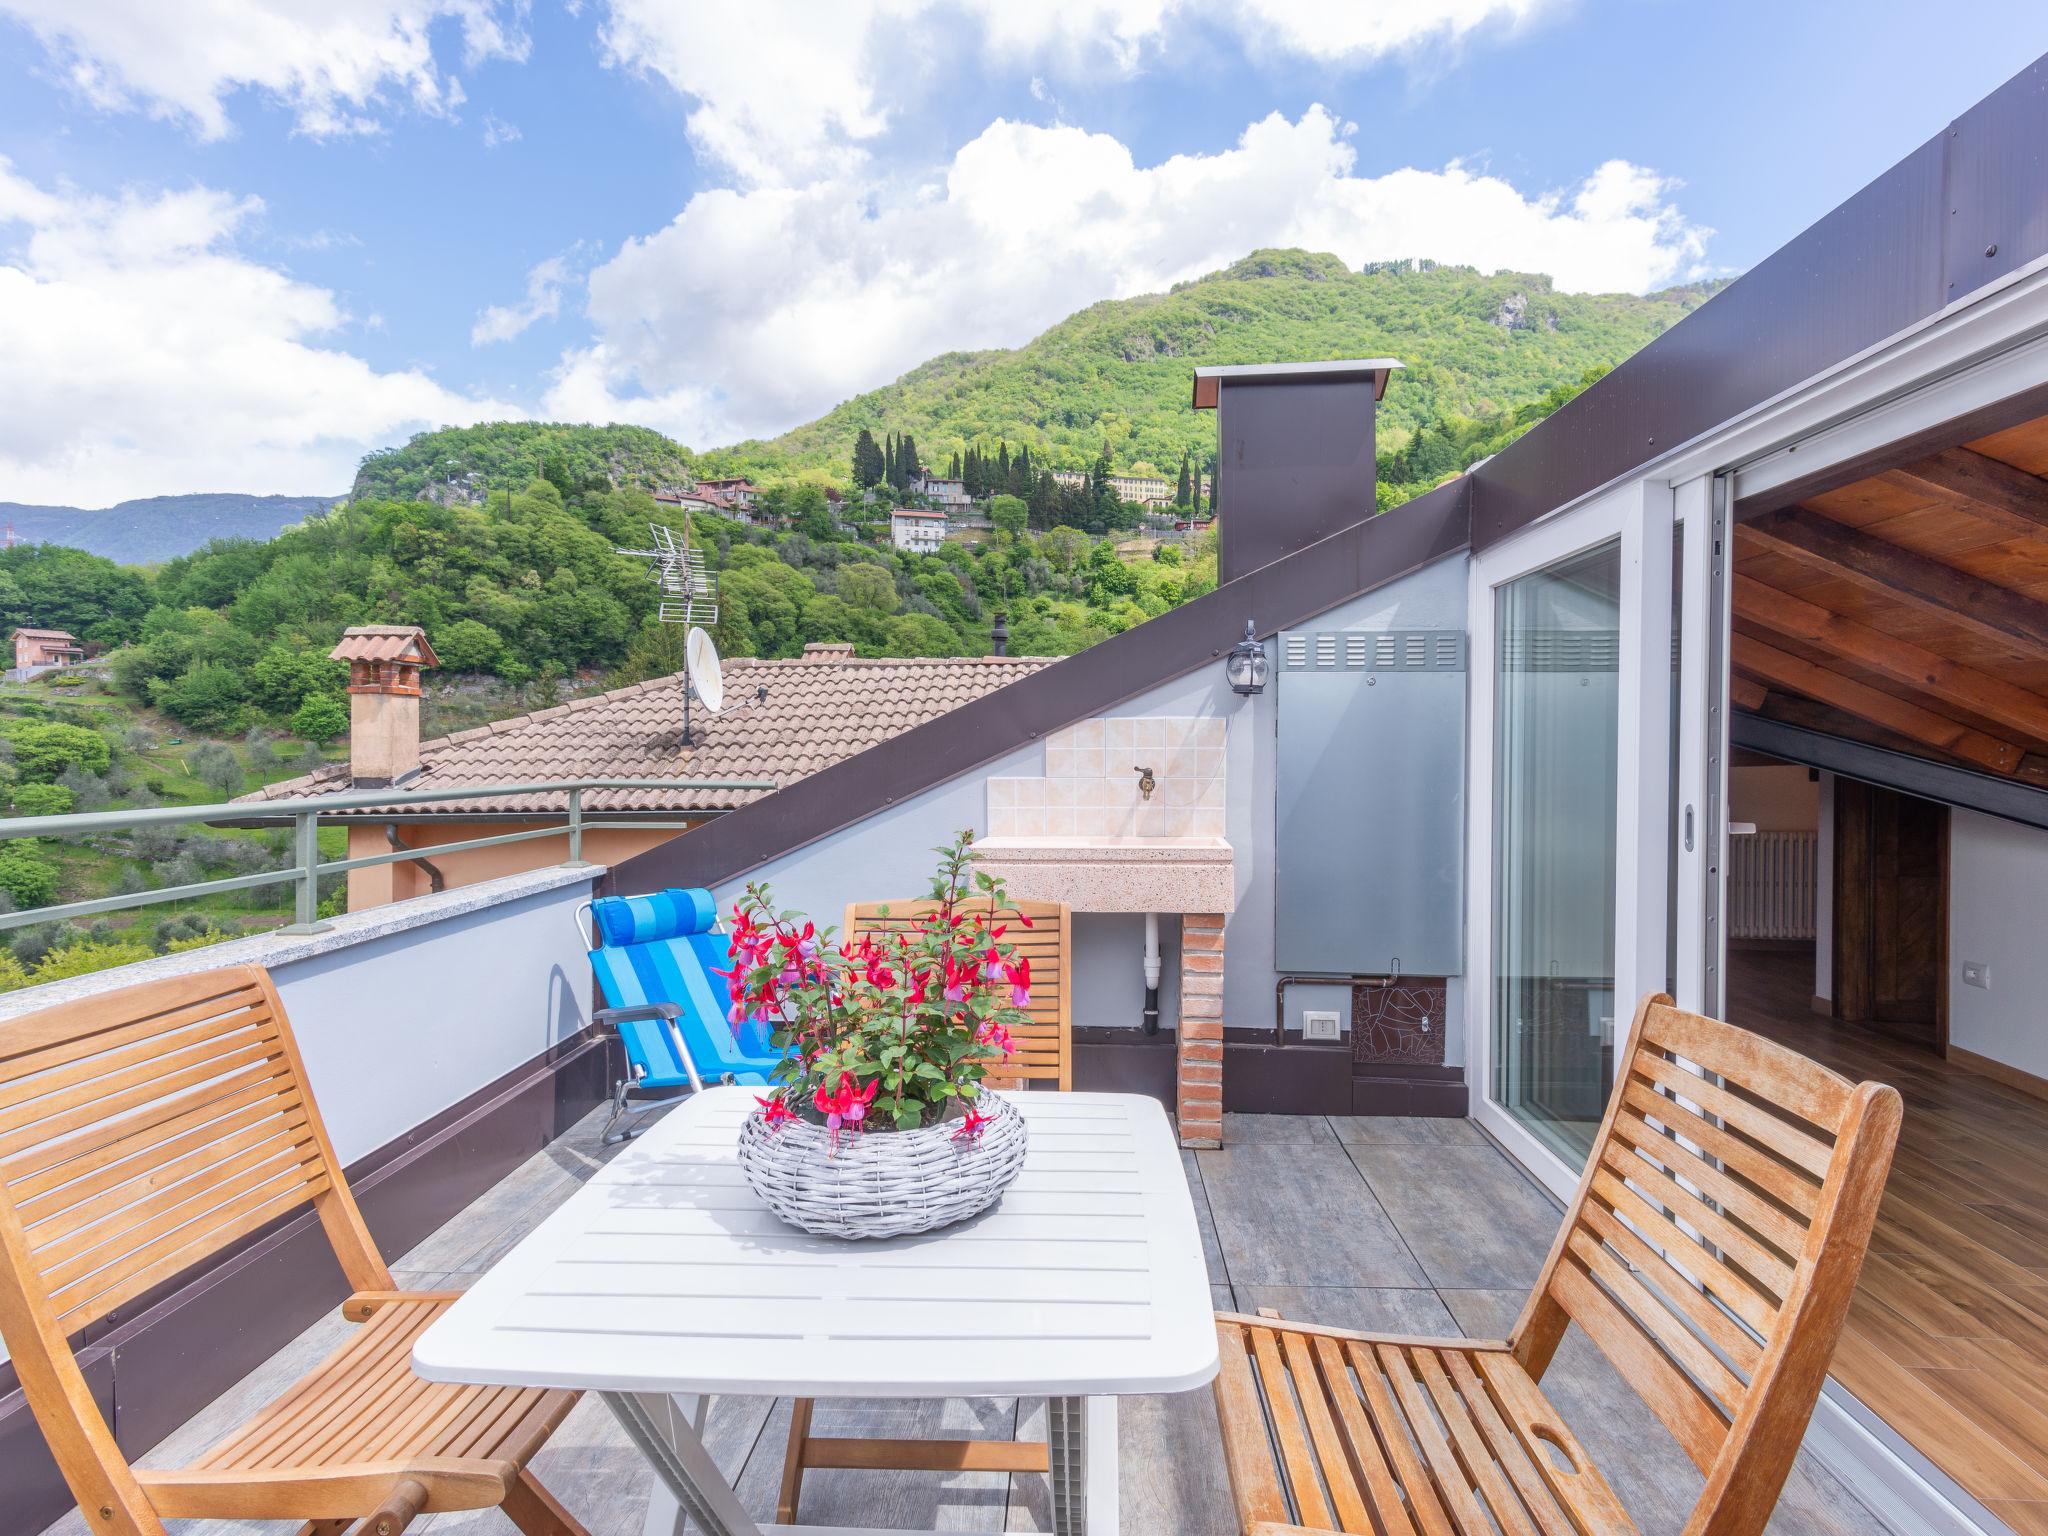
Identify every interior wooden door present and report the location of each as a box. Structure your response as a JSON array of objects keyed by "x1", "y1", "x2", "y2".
[{"x1": 1834, "y1": 778, "x2": 1947, "y2": 1049}]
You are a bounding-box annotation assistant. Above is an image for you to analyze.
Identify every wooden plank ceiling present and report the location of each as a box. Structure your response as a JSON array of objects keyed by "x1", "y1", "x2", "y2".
[{"x1": 1733, "y1": 414, "x2": 2048, "y2": 788}]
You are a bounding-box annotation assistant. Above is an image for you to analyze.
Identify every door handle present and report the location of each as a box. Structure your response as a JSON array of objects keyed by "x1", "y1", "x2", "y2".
[{"x1": 1684, "y1": 804, "x2": 1696, "y2": 853}]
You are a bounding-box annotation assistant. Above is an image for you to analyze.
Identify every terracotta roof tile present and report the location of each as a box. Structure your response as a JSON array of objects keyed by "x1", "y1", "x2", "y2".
[
  {"x1": 330, "y1": 625, "x2": 441, "y2": 665},
  {"x1": 240, "y1": 648, "x2": 1053, "y2": 816}
]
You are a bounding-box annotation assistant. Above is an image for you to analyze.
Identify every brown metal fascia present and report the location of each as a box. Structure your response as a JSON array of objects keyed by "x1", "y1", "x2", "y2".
[{"x1": 604, "y1": 476, "x2": 1472, "y2": 897}]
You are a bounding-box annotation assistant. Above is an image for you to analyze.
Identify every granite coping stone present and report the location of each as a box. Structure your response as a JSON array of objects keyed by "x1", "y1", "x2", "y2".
[
  {"x1": 972, "y1": 836, "x2": 1232, "y2": 861},
  {"x1": 972, "y1": 838, "x2": 1235, "y2": 913},
  {"x1": 0, "y1": 863, "x2": 605, "y2": 1020}
]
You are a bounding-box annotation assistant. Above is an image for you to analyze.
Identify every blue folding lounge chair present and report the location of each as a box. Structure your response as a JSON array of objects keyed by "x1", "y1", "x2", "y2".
[{"x1": 584, "y1": 886, "x2": 789, "y2": 1143}]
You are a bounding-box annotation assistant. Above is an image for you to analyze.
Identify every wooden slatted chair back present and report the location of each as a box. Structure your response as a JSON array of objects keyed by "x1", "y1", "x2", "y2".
[
  {"x1": 1512, "y1": 992, "x2": 1901, "y2": 1536},
  {"x1": 0, "y1": 965, "x2": 389, "y2": 1342},
  {"x1": 843, "y1": 897, "x2": 1071, "y2": 1090}
]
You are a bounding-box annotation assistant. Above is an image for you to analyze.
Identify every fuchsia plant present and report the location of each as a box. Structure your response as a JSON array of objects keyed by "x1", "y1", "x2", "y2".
[{"x1": 726, "y1": 830, "x2": 1031, "y2": 1134}]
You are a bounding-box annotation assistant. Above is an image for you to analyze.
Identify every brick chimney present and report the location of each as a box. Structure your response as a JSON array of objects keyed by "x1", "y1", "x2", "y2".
[
  {"x1": 1193, "y1": 359, "x2": 1401, "y2": 582},
  {"x1": 329, "y1": 626, "x2": 439, "y2": 787}
]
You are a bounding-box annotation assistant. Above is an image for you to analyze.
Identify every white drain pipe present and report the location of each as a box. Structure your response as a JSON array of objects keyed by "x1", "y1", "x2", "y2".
[{"x1": 1141, "y1": 912, "x2": 1162, "y2": 1034}]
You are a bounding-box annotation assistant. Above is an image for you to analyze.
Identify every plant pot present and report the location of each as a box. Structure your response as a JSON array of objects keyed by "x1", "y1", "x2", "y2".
[{"x1": 736, "y1": 1093, "x2": 1028, "y2": 1239}]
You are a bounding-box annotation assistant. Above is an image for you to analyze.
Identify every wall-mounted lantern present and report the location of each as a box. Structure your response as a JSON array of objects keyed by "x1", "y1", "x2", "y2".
[{"x1": 1225, "y1": 620, "x2": 1270, "y2": 696}]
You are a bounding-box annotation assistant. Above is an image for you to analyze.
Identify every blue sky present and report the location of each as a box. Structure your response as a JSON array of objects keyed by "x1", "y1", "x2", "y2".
[{"x1": 1, "y1": 0, "x2": 2045, "y2": 505}]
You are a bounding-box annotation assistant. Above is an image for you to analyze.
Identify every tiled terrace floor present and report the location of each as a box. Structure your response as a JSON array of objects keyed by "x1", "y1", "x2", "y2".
[{"x1": 41, "y1": 1108, "x2": 1880, "y2": 1536}]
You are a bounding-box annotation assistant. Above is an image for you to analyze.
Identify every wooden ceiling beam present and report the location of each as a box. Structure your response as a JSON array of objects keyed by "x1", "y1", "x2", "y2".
[
  {"x1": 1744, "y1": 506, "x2": 2048, "y2": 661},
  {"x1": 1730, "y1": 674, "x2": 1769, "y2": 711},
  {"x1": 1734, "y1": 636, "x2": 2023, "y2": 775},
  {"x1": 1882, "y1": 447, "x2": 2048, "y2": 536},
  {"x1": 1733, "y1": 574, "x2": 2048, "y2": 744}
]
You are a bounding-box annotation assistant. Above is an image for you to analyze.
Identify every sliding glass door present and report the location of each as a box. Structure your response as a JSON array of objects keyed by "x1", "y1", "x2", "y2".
[
  {"x1": 1489, "y1": 541, "x2": 1621, "y2": 1165},
  {"x1": 1468, "y1": 481, "x2": 1690, "y2": 1193}
]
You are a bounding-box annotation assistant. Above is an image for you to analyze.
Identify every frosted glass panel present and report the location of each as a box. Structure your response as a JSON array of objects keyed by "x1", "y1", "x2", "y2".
[{"x1": 1491, "y1": 540, "x2": 1620, "y2": 1167}]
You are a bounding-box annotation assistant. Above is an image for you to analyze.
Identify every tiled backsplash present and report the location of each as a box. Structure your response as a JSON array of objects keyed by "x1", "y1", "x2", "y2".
[{"x1": 987, "y1": 716, "x2": 1226, "y2": 838}]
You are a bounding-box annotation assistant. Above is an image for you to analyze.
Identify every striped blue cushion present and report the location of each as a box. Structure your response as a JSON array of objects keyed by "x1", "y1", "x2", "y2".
[
  {"x1": 588, "y1": 928, "x2": 786, "y2": 1083},
  {"x1": 591, "y1": 887, "x2": 718, "y2": 947}
]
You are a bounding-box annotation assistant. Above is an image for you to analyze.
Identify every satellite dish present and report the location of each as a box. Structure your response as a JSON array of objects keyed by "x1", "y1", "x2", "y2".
[{"x1": 686, "y1": 627, "x2": 724, "y2": 714}]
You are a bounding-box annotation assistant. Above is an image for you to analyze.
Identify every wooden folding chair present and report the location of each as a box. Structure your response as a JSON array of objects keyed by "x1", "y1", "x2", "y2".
[
  {"x1": 1212, "y1": 991, "x2": 1902, "y2": 1536},
  {"x1": 776, "y1": 895, "x2": 1072, "y2": 1522},
  {"x1": 0, "y1": 964, "x2": 590, "y2": 1536}
]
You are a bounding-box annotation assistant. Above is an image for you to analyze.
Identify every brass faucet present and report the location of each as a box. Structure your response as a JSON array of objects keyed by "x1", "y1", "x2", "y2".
[{"x1": 1134, "y1": 765, "x2": 1155, "y2": 800}]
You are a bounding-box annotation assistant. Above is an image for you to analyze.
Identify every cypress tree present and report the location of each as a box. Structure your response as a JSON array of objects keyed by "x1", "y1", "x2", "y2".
[
  {"x1": 997, "y1": 441, "x2": 1010, "y2": 486},
  {"x1": 1175, "y1": 452, "x2": 1191, "y2": 508},
  {"x1": 852, "y1": 428, "x2": 883, "y2": 489},
  {"x1": 884, "y1": 433, "x2": 896, "y2": 486}
]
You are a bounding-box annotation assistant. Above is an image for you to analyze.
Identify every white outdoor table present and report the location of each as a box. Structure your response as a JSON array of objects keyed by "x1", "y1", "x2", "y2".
[{"x1": 413, "y1": 1086, "x2": 1218, "y2": 1536}]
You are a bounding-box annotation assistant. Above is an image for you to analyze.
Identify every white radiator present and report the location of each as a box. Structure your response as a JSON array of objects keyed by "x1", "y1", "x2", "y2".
[{"x1": 1728, "y1": 831, "x2": 1819, "y2": 941}]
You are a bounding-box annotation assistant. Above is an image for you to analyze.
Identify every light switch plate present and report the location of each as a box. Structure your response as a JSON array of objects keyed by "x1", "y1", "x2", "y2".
[
  {"x1": 1963, "y1": 961, "x2": 1991, "y2": 990},
  {"x1": 1301, "y1": 1010, "x2": 1341, "y2": 1041}
]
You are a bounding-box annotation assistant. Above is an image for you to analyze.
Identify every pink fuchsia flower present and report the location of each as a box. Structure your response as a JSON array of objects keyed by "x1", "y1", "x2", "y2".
[
  {"x1": 756, "y1": 1094, "x2": 797, "y2": 1128},
  {"x1": 975, "y1": 1019, "x2": 1015, "y2": 1056},
  {"x1": 952, "y1": 1107, "x2": 992, "y2": 1141},
  {"x1": 1003, "y1": 955, "x2": 1031, "y2": 1008},
  {"x1": 942, "y1": 955, "x2": 975, "y2": 1004}
]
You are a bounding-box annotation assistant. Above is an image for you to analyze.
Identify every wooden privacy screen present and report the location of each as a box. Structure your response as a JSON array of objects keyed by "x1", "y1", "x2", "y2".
[{"x1": 843, "y1": 897, "x2": 1072, "y2": 1091}]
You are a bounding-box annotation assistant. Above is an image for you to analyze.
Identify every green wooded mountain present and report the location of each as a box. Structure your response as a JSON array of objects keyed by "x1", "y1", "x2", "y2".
[
  {"x1": 352, "y1": 422, "x2": 697, "y2": 504},
  {"x1": 697, "y1": 251, "x2": 1725, "y2": 494},
  {"x1": 352, "y1": 251, "x2": 1723, "y2": 507}
]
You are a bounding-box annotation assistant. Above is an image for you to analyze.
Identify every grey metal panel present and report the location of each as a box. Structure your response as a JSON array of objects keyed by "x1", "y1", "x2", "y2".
[
  {"x1": 1944, "y1": 58, "x2": 2048, "y2": 301},
  {"x1": 1216, "y1": 378, "x2": 1378, "y2": 582},
  {"x1": 1274, "y1": 630, "x2": 1465, "y2": 976}
]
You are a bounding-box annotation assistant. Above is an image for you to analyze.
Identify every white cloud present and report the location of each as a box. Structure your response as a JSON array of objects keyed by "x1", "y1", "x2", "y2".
[
  {"x1": 549, "y1": 107, "x2": 1709, "y2": 447},
  {"x1": 482, "y1": 111, "x2": 522, "y2": 146},
  {"x1": 471, "y1": 254, "x2": 571, "y2": 344},
  {"x1": 0, "y1": 0, "x2": 530, "y2": 139},
  {"x1": 597, "y1": 0, "x2": 1555, "y2": 186},
  {"x1": 0, "y1": 159, "x2": 518, "y2": 503}
]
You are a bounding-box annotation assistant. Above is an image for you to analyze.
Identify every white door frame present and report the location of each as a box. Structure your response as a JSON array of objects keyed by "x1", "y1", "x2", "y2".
[{"x1": 1464, "y1": 480, "x2": 1678, "y2": 1200}]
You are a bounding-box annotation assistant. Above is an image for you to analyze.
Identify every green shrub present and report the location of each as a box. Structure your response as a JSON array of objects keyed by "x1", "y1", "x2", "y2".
[
  {"x1": 12, "y1": 784, "x2": 74, "y2": 817},
  {"x1": 29, "y1": 941, "x2": 153, "y2": 983},
  {"x1": 290, "y1": 693, "x2": 349, "y2": 743},
  {"x1": 13, "y1": 721, "x2": 110, "y2": 782},
  {"x1": 0, "y1": 846, "x2": 59, "y2": 906},
  {"x1": 151, "y1": 661, "x2": 250, "y2": 732}
]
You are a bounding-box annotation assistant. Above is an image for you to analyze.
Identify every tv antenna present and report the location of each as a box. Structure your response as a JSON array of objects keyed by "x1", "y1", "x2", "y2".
[
  {"x1": 616, "y1": 520, "x2": 722, "y2": 746},
  {"x1": 616, "y1": 521, "x2": 718, "y2": 628}
]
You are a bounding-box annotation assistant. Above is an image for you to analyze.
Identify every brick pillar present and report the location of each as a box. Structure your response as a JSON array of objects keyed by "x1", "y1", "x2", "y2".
[{"x1": 1177, "y1": 914, "x2": 1226, "y2": 1147}]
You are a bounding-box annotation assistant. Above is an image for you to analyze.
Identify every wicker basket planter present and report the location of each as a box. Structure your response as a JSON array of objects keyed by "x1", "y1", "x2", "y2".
[{"x1": 736, "y1": 1094, "x2": 1028, "y2": 1239}]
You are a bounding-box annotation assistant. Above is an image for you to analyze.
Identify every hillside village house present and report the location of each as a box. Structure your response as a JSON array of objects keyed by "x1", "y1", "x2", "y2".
[
  {"x1": 692, "y1": 475, "x2": 759, "y2": 507},
  {"x1": 889, "y1": 505, "x2": 947, "y2": 551},
  {"x1": 9, "y1": 626, "x2": 81, "y2": 673},
  {"x1": 237, "y1": 633, "x2": 1046, "y2": 909},
  {"x1": 913, "y1": 472, "x2": 973, "y2": 507},
  {"x1": 14, "y1": 56, "x2": 2048, "y2": 1536},
  {"x1": 657, "y1": 486, "x2": 756, "y2": 524},
  {"x1": 1051, "y1": 467, "x2": 1208, "y2": 507}
]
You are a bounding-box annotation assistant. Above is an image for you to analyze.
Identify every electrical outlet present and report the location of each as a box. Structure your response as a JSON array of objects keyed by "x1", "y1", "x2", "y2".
[
  {"x1": 1963, "y1": 961, "x2": 1991, "y2": 991},
  {"x1": 1301, "y1": 1010, "x2": 1341, "y2": 1042}
]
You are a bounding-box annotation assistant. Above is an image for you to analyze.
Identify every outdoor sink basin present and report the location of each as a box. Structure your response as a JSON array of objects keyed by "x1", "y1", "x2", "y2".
[{"x1": 971, "y1": 835, "x2": 1235, "y2": 913}]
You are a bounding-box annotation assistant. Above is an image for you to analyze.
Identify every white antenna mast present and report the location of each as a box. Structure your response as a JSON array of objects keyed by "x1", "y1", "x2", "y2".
[{"x1": 616, "y1": 518, "x2": 721, "y2": 746}]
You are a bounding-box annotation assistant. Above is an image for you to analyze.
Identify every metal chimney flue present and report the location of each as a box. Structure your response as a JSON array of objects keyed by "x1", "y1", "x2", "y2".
[{"x1": 1193, "y1": 359, "x2": 1401, "y2": 584}]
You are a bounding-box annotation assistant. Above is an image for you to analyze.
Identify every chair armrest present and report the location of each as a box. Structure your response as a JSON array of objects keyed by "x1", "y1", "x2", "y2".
[{"x1": 594, "y1": 1002, "x2": 682, "y2": 1026}]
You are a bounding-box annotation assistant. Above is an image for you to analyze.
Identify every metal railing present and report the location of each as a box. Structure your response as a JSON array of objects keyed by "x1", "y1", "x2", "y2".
[{"x1": 0, "y1": 777, "x2": 775, "y2": 936}]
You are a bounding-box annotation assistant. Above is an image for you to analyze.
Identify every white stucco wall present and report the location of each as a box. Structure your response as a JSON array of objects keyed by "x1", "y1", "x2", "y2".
[
  {"x1": 1947, "y1": 808, "x2": 2048, "y2": 1080},
  {"x1": 710, "y1": 551, "x2": 1470, "y2": 1058}
]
